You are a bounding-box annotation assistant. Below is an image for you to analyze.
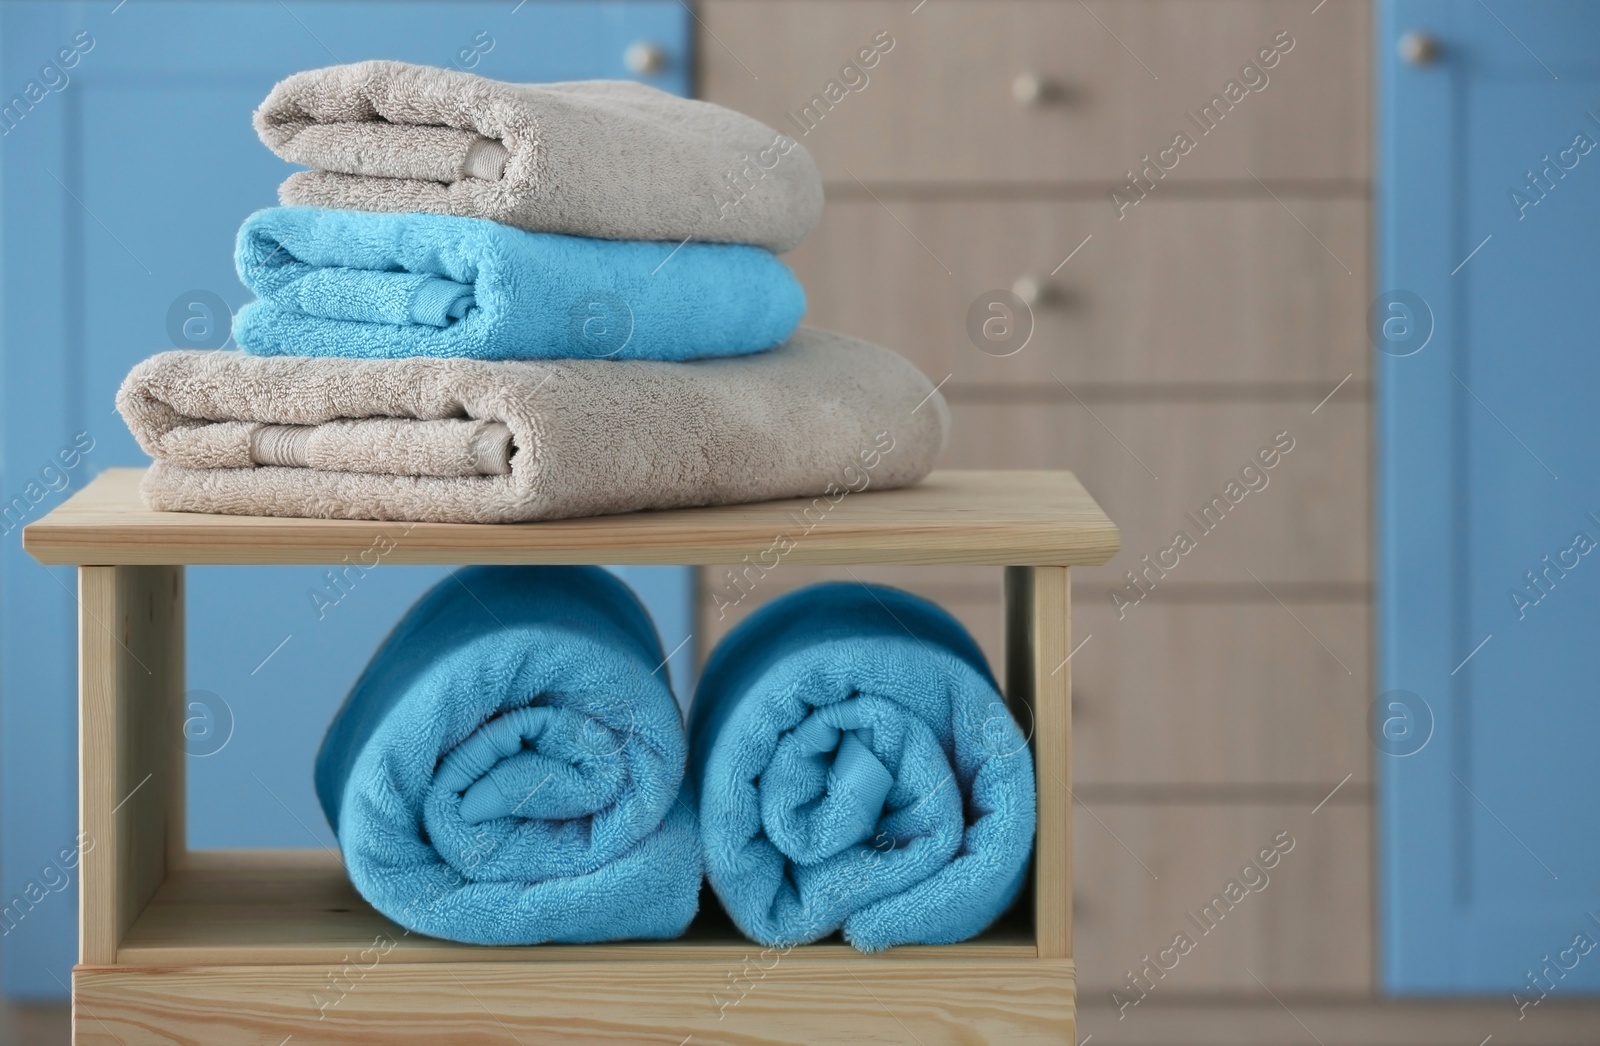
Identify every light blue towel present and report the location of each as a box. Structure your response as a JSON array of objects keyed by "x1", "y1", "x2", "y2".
[
  {"x1": 315, "y1": 565, "x2": 701, "y2": 945},
  {"x1": 234, "y1": 207, "x2": 806, "y2": 360},
  {"x1": 690, "y1": 583, "x2": 1036, "y2": 952}
]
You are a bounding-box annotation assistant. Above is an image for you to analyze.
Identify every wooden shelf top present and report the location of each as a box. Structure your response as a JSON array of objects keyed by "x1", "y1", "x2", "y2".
[
  {"x1": 25, "y1": 468, "x2": 1119, "y2": 567},
  {"x1": 118, "y1": 850, "x2": 1038, "y2": 965}
]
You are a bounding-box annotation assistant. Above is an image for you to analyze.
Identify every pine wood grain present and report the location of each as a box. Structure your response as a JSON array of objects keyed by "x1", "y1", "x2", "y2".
[
  {"x1": 785, "y1": 197, "x2": 1370, "y2": 388},
  {"x1": 700, "y1": 0, "x2": 1370, "y2": 183},
  {"x1": 52, "y1": 479, "x2": 1093, "y2": 1042},
  {"x1": 24, "y1": 469, "x2": 1119, "y2": 568},
  {"x1": 1008, "y1": 567, "x2": 1075, "y2": 961},
  {"x1": 700, "y1": 567, "x2": 1370, "y2": 787},
  {"x1": 1074, "y1": 995, "x2": 1600, "y2": 1046},
  {"x1": 943, "y1": 399, "x2": 1368, "y2": 583},
  {"x1": 702, "y1": 564, "x2": 1003, "y2": 660},
  {"x1": 116, "y1": 850, "x2": 1037, "y2": 966},
  {"x1": 1071, "y1": 593, "x2": 1370, "y2": 787},
  {"x1": 1073, "y1": 803, "x2": 1370, "y2": 993},
  {"x1": 78, "y1": 566, "x2": 183, "y2": 964},
  {"x1": 73, "y1": 956, "x2": 1076, "y2": 1045}
]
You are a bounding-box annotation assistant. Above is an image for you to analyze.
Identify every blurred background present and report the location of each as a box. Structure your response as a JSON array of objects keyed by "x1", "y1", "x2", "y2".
[{"x1": 3, "y1": 1, "x2": 1599, "y2": 1043}]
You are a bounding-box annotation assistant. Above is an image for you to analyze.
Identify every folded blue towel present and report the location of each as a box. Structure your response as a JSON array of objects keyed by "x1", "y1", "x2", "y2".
[
  {"x1": 234, "y1": 207, "x2": 806, "y2": 360},
  {"x1": 315, "y1": 565, "x2": 701, "y2": 944},
  {"x1": 690, "y1": 582, "x2": 1036, "y2": 952}
]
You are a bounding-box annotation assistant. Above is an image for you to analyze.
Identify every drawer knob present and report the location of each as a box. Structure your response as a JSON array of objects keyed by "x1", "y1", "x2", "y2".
[
  {"x1": 1012, "y1": 71, "x2": 1063, "y2": 106},
  {"x1": 1397, "y1": 31, "x2": 1439, "y2": 65},
  {"x1": 624, "y1": 41, "x2": 669, "y2": 76},
  {"x1": 1011, "y1": 275, "x2": 1064, "y2": 307}
]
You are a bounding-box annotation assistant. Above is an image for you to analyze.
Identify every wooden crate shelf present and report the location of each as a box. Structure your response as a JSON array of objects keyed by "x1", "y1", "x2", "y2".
[{"x1": 25, "y1": 467, "x2": 1117, "y2": 1045}]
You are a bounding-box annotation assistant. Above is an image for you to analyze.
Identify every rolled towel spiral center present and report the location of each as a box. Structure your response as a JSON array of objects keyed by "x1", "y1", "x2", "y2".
[
  {"x1": 761, "y1": 699, "x2": 897, "y2": 864},
  {"x1": 436, "y1": 704, "x2": 628, "y2": 826}
]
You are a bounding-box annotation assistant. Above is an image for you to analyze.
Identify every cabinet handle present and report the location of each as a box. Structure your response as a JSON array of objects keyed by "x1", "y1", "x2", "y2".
[
  {"x1": 1397, "y1": 31, "x2": 1439, "y2": 65},
  {"x1": 624, "y1": 41, "x2": 669, "y2": 76},
  {"x1": 1012, "y1": 275, "x2": 1067, "y2": 308},
  {"x1": 1012, "y1": 71, "x2": 1065, "y2": 107}
]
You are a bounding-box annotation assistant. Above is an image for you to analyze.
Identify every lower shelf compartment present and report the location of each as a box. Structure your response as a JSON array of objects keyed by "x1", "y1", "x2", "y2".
[
  {"x1": 117, "y1": 849, "x2": 1039, "y2": 965},
  {"x1": 94, "y1": 850, "x2": 1068, "y2": 1044}
]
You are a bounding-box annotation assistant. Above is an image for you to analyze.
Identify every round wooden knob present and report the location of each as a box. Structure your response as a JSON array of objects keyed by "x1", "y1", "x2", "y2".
[
  {"x1": 624, "y1": 41, "x2": 669, "y2": 75},
  {"x1": 1013, "y1": 274, "x2": 1065, "y2": 308},
  {"x1": 1398, "y1": 31, "x2": 1439, "y2": 65},
  {"x1": 1012, "y1": 71, "x2": 1054, "y2": 106}
]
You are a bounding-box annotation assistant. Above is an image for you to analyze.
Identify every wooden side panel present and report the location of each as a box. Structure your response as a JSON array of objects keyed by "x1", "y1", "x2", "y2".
[
  {"x1": 73, "y1": 959, "x2": 1075, "y2": 1045},
  {"x1": 78, "y1": 566, "x2": 183, "y2": 964},
  {"x1": 1008, "y1": 566, "x2": 1073, "y2": 960}
]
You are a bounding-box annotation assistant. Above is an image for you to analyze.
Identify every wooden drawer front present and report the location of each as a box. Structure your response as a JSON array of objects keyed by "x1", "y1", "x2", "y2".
[
  {"x1": 787, "y1": 197, "x2": 1369, "y2": 387},
  {"x1": 699, "y1": 564, "x2": 1001, "y2": 664},
  {"x1": 700, "y1": 0, "x2": 1369, "y2": 183},
  {"x1": 1072, "y1": 598, "x2": 1370, "y2": 786},
  {"x1": 1073, "y1": 804, "x2": 1371, "y2": 992},
  {"x1": 943, "y1": 400, "x2": 1368, "y2": 583},
  {"x1": 698, "y1": 567, "x2": 1369, "y2": 787}
]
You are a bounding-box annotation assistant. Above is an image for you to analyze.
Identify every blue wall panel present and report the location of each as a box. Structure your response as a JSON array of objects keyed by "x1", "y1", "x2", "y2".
[{"x1": 1, "y1": 0, "x2": 693, "y2": 998}]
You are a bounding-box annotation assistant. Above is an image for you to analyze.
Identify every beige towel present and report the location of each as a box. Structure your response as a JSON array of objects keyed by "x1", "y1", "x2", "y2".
[
  {"x1": 117, "y1": 329, "x2": 949, "y2": 524},
  {"x1": 255, "y1": 61, "x2": 824, "y2": 253}
]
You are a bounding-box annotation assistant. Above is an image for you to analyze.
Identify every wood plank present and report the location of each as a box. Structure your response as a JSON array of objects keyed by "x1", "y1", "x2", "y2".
[
  {"x1": 78, "y1": 566, "x2": 183, "y2": 964},
  {"x1": 74, "y1": 957, "x2": 1075, "y2": 1045},
  {"x1": 37, "y1": 991, "x2": 1600, "y2": 1046},
  {"x1": 1074, "y1": 995, "x2": 1600, "y2": 1046},
  {"x1": 786, "y1": 197, "x2": 1370, "y2": 387},
  {"x1": 1073, "y1": 803, "x2": 1370, "y2": 993},
  {"x1": 700, "y1": 0, "x2": 1370, "y2": 183},
  {"x1": 1008, "y1": 567, "x2": 1073, "y2": 960},
  {"x1": 116, "y1": 850, "x2": 1035, "y2": 966},
  {"x1": 78, "y1": 567, "x2": 117, "y2": 964},
  {"x1": 703, "y1": 568, "x2": 1371, "y2": 787},
  {"x1": 1072, "y1": 594, "x2": 1370, "y2": 787},
  {"x1": 23, "y1": 469, "x2": 1119, "y2": 568},
  {"x1": 944, "y1": 399, "x2": 1367, "y2": 583}
]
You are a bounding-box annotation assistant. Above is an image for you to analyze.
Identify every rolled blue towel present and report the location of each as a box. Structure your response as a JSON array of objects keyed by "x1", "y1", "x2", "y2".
[
  {"x1": 315, "y1": 565, "x2": 701, "y2": 944},
  {"x1": 234, "y1": 207, "x2": 806, "y2": 360},
  {"x1": 691, "y1": 582, "x2": 1036, "y2": 952}
]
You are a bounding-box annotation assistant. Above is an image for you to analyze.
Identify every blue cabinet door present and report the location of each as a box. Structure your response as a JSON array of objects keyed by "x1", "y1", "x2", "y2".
[
  {"x1": 1379, "y1": 0, "x2": 1600, "y2": 995},
  {"x1": 0, "y1": 0, "x2": 692, "y2": 998}
]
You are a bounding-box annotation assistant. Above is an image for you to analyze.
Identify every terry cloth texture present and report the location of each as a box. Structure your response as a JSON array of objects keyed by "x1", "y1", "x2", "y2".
[
  {"x1": 234, "y1": 207, "x2": 805, "y2": 361},
  {"x1": 315, "y1": 565, "x2": 702, "y2": 944},
  {"x1": 116, "y1": 327, "x2": 949, "y2": 524},
  {"x1": 255, "y1": 62, "x2": 824, "y2": 253},
  {"x1": 689, "y1": 583, "x2": 1036, "y2": 953}
]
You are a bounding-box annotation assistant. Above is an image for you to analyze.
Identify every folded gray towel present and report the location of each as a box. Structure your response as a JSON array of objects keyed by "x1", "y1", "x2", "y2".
[
  {"x1": 254, "y1": 61, "x2": 824, "y2": 253},
  {"x1": 116, "y1": 329, "x2": 949, "y2": 524}
]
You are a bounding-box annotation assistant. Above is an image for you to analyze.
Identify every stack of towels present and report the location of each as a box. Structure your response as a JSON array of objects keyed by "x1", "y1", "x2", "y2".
[
  {"x1": 113, "y1": 62, "x2": 1034, "y2": 953},
  {"x1": 115, "y1": 60, "x2": 949, "y2": 523}
]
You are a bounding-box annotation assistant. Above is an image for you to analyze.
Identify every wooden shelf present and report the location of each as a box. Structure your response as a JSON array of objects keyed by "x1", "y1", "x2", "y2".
[
  {"x1": 117, "y1": 850, "x2": 1038, "y2": 966},
  {"x1": 24, "y1": 467, "x2": 1119, "y2": 567},
  {"x1": 49, "y1": 475, "x2": 1101, "y2": 1042}
]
